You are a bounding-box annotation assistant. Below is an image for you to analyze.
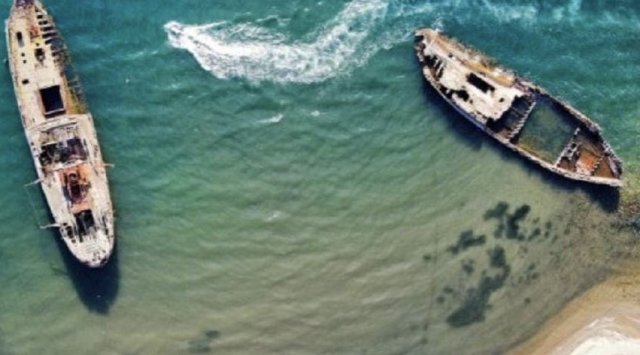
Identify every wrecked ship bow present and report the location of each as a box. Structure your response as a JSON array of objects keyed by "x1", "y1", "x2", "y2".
[
  {"x1": 6, "y1": 0, "x2": 115, "y2": 267},
  {"x1": 415, "y1": 29, "x2": 623, "y2": 187}
]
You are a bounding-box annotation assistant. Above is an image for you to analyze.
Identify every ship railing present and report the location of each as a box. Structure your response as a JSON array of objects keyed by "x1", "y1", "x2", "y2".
[
  {"x1": 506, "y1": 97, "x2": 537, "y2": 140},
  {"x1": 506, "y1": 109, "x2": 533, "y2": 140},
  {"x1": 553, "y1": 131, "x2": 582, "y2": 167}
]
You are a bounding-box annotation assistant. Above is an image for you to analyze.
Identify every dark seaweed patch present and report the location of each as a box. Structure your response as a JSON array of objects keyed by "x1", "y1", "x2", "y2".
[
  {"x1": 510, "y1": 205, "x2": 531, "y2": 222},
  {"x1": 462, "y1": 263, "x2": 474, "y2": 275},
  {"x1": 204, "y1": 330, "x2": 220, "y2": 340},
  {"x1": 489, "y1": 246, "x2": 507, "y2": 269},
  {"x1": 462, "y1": 259, "x2": 475, "y2": 275},
  {"x1": 446, "y1": 246, "x2": 510, "y2": 328},
  {"x1": 446, "y1": 274, "x2": 507, "y2": 327},
  {"x1": 494, "y1": 222, "x2": 505, "y2": 238},
  {"x1": 506, "y1": 205, "x2": 531, "y2": 240},
  {"x1": 187, "y1": 329, "x2": 220, "y2": 354},
  {"x1": 484, "y1": 202, "x2": 509, "y2": 220},
  {"x1": 484, "y1": 203, "x2": 532, "y2": 240},
  {"x1": 521, "y1": 263, "x2": 541, "y2": 284},
  {"x1": 188, "y1": 339, "x2": 211, "y2": 354},
  {"x1": 447, "y1": 230, "x2": 486, "y2": 255},
  {"x1": 528, "y1": 228, "x2": 541, "y2": 241}
]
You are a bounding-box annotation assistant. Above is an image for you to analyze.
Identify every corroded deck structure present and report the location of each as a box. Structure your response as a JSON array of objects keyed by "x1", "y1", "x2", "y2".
[
  {"x1": 415, "y1": 29, "x2": 623, "y2": 187},
  {"x1": 6, "y1": 0, "x2": 114, "y2": 267}
]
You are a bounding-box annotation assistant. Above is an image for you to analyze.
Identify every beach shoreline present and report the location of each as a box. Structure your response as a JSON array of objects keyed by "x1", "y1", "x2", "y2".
[{"x1": 509, "y1": 264, "x2": 640, "y2": 355}]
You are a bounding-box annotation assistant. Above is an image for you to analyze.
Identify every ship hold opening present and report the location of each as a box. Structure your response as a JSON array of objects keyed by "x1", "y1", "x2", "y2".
[
  {"x1": 514, "y1": 96, "x2": 579, "y2": 162},
  {"x1": 64, "y1": 169, "x2": 87, "y2": 204},
  {"x1": 16, "y1": 32, "x2": 24, "y2": 47},
  {"x1": 74, "y1": 210, "x2": 95, "y2": 238},
  {"x1": 39, "y1": 85, "x2": 65, "y2": 118},
  {"x1": 487, "y1": 95, "x2": 536, "y2": 139},
  {"x1": 39, "y1": 138, "x2": 87, "y2": 167},
  {"x1": 35, "y1": 47, "x2": 45, "y2": 62},
  {"x1": 467, "y1": 73, "x2": 495, "y2": 93}
]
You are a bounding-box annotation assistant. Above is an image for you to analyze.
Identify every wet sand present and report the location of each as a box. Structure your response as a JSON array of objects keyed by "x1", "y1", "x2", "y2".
[{"x1": 510, "y1": 264, "x2": 640, "y2": 355}]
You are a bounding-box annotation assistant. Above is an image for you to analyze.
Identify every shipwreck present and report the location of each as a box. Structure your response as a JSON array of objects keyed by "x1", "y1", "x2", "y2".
[
  {"x1": 6, "y1": 0, "x2": 115, "y2": 267},
  {"x1": 415, "y1": 29, "x2": 623, "y2": 187}
]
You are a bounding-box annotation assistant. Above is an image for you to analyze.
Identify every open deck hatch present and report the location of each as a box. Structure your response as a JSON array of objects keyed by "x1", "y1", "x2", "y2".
[
  {"x1": 467, "y1": 73, "x2": 495, "y2": 93},
  {"x1": 75, "y1": 210, "x2": 95, "y2": 237},
  {"x1": 39, "y1": 85, "x2": 65, "y2": 117}
]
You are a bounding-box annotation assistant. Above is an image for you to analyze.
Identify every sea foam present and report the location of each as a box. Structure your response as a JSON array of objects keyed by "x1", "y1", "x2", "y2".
[
  {"x1": 568, "y1": 331, "x2": 640, "y2": 355},
  {"x1": 164, "y1": 0, "x2": 388, "y2": 84},
  {"x1": 164, "y1": 0, "x2": 633, "y2": 84},
  {"x1": 258, "y1": 114, "x2": 284, "y2": 125}
]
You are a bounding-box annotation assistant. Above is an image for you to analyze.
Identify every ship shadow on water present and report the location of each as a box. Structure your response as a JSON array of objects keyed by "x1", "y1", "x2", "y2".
[
  {"x1": 53, "y1": 235, "x2": 120, "y2": 314},
  {"x1": 27, "y1": 187, "x2": 120, "y2": 314},
  {"x1": 416, "y1": 70, "x2": 620, "y2": 212}
]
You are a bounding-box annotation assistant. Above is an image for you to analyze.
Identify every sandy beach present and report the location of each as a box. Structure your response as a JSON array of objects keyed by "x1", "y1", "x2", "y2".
[{"x1": 510, "y1": 264, "x2": 640, "y2": 355}]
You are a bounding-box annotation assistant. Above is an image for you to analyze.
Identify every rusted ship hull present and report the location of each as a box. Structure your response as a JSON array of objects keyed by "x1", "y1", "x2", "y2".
[
  {"x1": 415, "y1": 29, "x2": 623, "y2": 187},
  {"x1": 6, "y1": 0, "x2": 115, "y2": 267}
]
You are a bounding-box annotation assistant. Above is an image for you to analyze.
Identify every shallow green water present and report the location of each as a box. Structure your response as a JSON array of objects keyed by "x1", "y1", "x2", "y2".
[{"x1": 0, "y1": 1, "x2": 639, "y2": 354}]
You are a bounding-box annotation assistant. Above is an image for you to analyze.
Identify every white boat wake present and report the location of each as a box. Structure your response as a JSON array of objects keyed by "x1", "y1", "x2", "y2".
[
  {"x1": 258, "y1": 113, "x2": 284, "y2": 125},
  {"x1": 164, "y1": 0, "x2": 388, "y2": 84},
  {"x1": 164, "y1": 0, "x2": 626, "y2": 84}
]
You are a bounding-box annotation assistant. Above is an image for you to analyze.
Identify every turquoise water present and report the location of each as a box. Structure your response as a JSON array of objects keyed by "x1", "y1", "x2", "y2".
[{"x1": 0, "y1": 1, "x2": 639, "y2": 354}]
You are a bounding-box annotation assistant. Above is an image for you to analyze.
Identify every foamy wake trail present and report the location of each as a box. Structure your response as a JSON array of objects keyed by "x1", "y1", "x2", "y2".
[
  {"x1": 164, "y1": 0, "x2": 621, "y2": 84},
  {"x1": 258, "y1": 114, "x2": 284, "y2": 125},
  {"x1": 164, "y1": 0, "x2": 389, "y2": 84}
]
